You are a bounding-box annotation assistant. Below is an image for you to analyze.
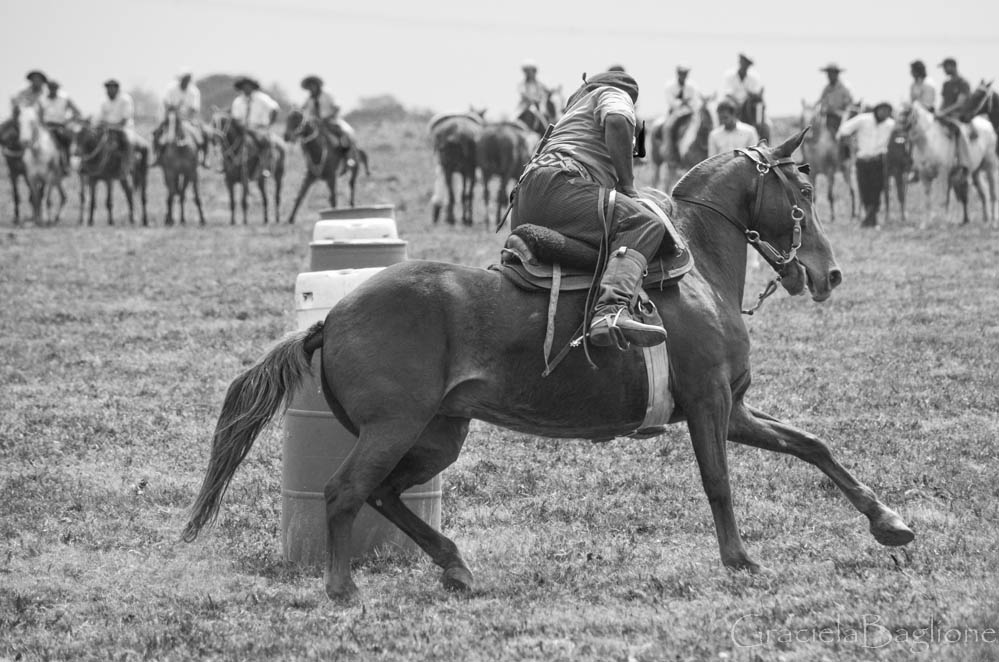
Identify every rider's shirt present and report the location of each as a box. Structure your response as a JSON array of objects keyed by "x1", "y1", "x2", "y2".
[
  {"x1": 721, "y1": 67, "x2": 763, "y2": 104},
  {"x1": 707, "y1": 121, "x2": 760, "y2": 156},
  {"x1": 301, "y1": 91, "x2": 338, "y2": 121},
  {"x1": 11, "y1": 85, "x2": 43, "y2": 109},
  {"x1": 99, "y1": 93, "x2": 135, "y2": 128},
  {"x1": 909, "y1": 78, "x2": 937, "y2": 111},
  {"x1": 231, "y1": 90, "x2": 279, "y2": 130},
  {"x1": 836, "y1": 113, "x2": 895, "y2": 159},
  {"x1": 41, "y1": 92, "x2": 74, "y2": 124},
  {"x1": 940, "y1": 75, "x2": 971, "y2": 116},
  {"x1": 817, "y1": 80, "x2": 853, "y2": 116},
  {"x1": 518, "y1": 79, "x2": 550, "y2": 108},
  {"x1": 540, "y1": 85, "x2": 635, "y2": 187},
  {"x1": 162, "y1": 82, "x2": 201, "y2": 120},
  {"x1": 664, "y1": 80, "x2": 702, "y2": 114}
]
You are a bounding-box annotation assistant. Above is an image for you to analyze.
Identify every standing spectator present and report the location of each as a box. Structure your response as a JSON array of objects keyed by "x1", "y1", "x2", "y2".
[
  {"x1": 836, "y1": 102, "x2": 895, "y2": 227},
  {"x1": 708, "y1": 99, "x2": 759, "y2": 156}
]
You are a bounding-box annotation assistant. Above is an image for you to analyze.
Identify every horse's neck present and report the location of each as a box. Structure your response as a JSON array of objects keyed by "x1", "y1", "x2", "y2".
[{"x1": 676, "y1": 204, "x2": 749, "y2": 304}]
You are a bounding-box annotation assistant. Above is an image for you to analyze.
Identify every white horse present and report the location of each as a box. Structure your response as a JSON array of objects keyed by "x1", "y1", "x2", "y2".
[
  {"x1": 799, "y1": 101, "x2": 857, "y2": 222},
  {"x1": 16, "y1": 103, "x2": 66, "y2": 224},
  {"x1": 899, "y1": 100, "x2": 998, "y2": 224}
]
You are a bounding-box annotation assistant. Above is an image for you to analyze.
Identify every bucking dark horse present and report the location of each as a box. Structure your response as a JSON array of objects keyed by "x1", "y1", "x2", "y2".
[{"x1": 184, "y1": 130, "x2": 914, "y2": 602}]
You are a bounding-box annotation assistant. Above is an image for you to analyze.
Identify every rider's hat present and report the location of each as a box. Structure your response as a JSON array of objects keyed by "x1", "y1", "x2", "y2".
[
  {"x1": 301, "y1": 75, "x2": 323, "y2": 89},
  {"x1": 717, "y1": 97, "x2": 737, "y2": 113},
  {"x1": 521, "y1": 59, "x2": 538, "y2": 72},
  {"x1": 26, "y1": 70, "x2": 48, "y2": 84},
  {"x1": 819, "y1": 63, "x2": 843, "y2": 73},
  {"x1": 103, "y1": 78, "x2": 120, "y2": 88},
  {"x1": 46, "y1": 79, "x2": 60, "y2": 89},
  {"x1": 234, "y1": 76, "x2": 261, "y2": 91},
  {"x1": 738, "y1": 53, "x2": 754, "y2": 66},
  {"x1": 873, "y1": 101, "x2": 893, "y2": 115},
  {"x1": 676, "y1": 64, "x2": 691, "y2": 74},
  {"x1": 938, "y1": 57, "x2": 957, "y2": 68}
]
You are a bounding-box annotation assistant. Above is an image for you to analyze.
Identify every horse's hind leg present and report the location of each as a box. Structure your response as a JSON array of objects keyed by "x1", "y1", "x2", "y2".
[
  {"x1": 120, "y1": 176, "x2": 135, "y2": 225},
  {"x1": 258, "y1": 177, "x2": 269, "y2": 224},
  {"x1": 728, "y1": 403, "x2": 914, "y2": 547},
  {"x1": 179, "y1": 176, "x2": 188, "y2": 225},
  {"x1": 323, "y1": 417, "x2": 431, "y2": 602},
  {"x1": 366, "y1": 416, "x2": 472, "y2": 592},
  {"x1": 191, "y1": 173, "x2": 206, "y2": 225}
]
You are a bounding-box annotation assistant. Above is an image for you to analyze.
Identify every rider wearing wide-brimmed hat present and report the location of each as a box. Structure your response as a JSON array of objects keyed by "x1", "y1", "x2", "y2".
[
  {"x1": 511, "y1": 69, "x2": 673, "y2": 349},
  {"x1": 230, "y1": 75, "x2": 280, "y2": 177},
  {"x1": 11, "y1": 70, "x2": 49, "y2": 111},
  {"x1": 299, "y1": 74, "x2": 357, "y2": 156},
  {"x1": 517, "y1": 59, "x2": 552, "y2": 116},
  {"x1": 97, "y1": 78, "x2": 138, "y2": 169},
  {"x1": 40, "y1": 79, "x2": 82, "y2": 170},
  {"x1": 816, "y1": 63, "x2": 854, "y2": 126},
  {"x1": 153, "y1": 67, "x2": 209, "y2": 167}
]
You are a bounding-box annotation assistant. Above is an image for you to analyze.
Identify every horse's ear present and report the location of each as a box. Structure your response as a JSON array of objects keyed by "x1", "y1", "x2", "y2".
[{"x1": 772, "y1": 128, "x2": 809, "y2": 158}]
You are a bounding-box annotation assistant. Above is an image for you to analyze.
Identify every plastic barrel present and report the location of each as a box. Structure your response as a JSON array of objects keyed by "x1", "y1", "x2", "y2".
[
  {"x1": 313, "y1": 218, "x2": 398, "y2": 242},
  {"x1": 319, "y1": 204, "x2": 395, "y2": 221},
  {"x1": 309, "y1": 238, "x2": 409, "y2": 272},
  {"x1": 282, "y1": 268, "x2": 442, "y2": 567}
]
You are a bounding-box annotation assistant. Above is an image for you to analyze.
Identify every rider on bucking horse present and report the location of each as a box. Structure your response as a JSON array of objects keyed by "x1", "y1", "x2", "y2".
[
  {"x1": 152, "y1": 68, "x2": 209, "y2": 167},
  {"x1": 510, "y1": 69, "x2": 670, "y2": 350},
  {"x1": 229, "y1": 76, "x2": 280, "y2": 178},
  {"x1": 299, "y1": 75, "x2": 358, "y2": 167}
]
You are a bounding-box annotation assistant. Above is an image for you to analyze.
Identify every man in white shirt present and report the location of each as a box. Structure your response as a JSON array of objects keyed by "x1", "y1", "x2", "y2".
[
  {"x1": 722, "y1": 53, "x2": 763, "y2": 107},
  {"x1": 708, "y1": 99, "x2": 759, "y2": 156},
  {"x1": 154, "y1": 69, "x2": 208, "y2": 166},
  {"x1": 40, "y1": 80, "x2": 82, "y2": 169},
  {"x1": 836, "y1": 101, "x2": 895, "y2": 227},
  {"x1": 11, "y1": 70, "x2": 48, "y2": 111},
  {"x1": 230, "y1": 76, "x2": 279, "y2": 177},
  {"x1": 300, "y1": 75, "x2": 355, "y2": 147},
  {"x1": 98, "y1": 79, "x2": 137, "y2": 167},
  {"x1": 662, "y1": 65, "x2": 702, "y2": 160}
]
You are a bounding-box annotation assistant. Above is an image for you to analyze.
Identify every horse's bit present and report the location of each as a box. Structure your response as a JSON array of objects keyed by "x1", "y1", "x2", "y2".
[{"x1": 673, "y1": 146, "x2": 808, "y2": 314}]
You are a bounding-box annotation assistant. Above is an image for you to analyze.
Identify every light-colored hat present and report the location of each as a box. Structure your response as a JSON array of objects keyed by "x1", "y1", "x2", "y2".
[{"x1": 521, "y1": 59, "x2": 538, "y2": 71}]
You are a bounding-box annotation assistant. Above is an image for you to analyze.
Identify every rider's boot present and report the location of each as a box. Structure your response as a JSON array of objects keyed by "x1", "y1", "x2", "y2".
[{"x1": 588, "y1": 247, "x2": 667, "y2": 350}]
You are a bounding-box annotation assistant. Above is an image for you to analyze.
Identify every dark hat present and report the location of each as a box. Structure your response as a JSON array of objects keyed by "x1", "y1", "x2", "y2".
[
  {"x1": 301, "y1": 75, "x2": 323, "y2": 89},
  {"x1": 717, "y1": 98, "x2": 737, "y2": 113},
  {"x1": 607, "y1": 64, "x2": 626, "y2": 72},
  {"x1": 103, "y1": 78, "x2": 120, "y2": 88},
  {"x1": 873, "y1": 101, "x2": 893, "y2": 114},
  {"x1": 939, "y1": 57, "x2": 957, "y2": 68},
  {"x1": 910, "y1": 59, "x2": 926, "y2": 71},
  {"x1": 676, "y1": 64, "x2": 691, "y2": 74},
  {"x1": 738, "y1": 53, "x2": 754, "y2": 66},
  {"x1": 521, "y1": 59, "x2": 538, "y2": 72},
  {"x1": 234, "y1": 76, "x2": 260, "y2": 91},
  {"x1": 46, "y1": 79, "x2": 60, "y2": 89},
  {"x1": 26, "y1": 70, "x2": 48, "y2": 83},
  {"x1": 820, "y1": 63, "x2": 843, "y2": 73}
]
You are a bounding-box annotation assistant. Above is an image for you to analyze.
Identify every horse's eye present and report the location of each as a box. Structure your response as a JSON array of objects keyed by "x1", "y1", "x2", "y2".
[{"x1": 801, "y1": 188, "x2": 812, "y2": 199}]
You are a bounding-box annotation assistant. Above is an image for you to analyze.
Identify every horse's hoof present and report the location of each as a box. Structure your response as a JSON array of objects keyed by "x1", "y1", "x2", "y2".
[
  {"x1": 442, "y1": 566, "x2": 474, "y2": 592},
  {"x1": 870, "y1": 511, "x2": 915, "y2": 547},
  {"x1": 325, "y1": 580, "x2": 360, "y2": 604}
]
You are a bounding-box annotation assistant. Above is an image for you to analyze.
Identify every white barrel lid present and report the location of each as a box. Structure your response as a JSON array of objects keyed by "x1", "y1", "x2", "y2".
[{"x1": 312, "y1": 217, "x2": 398, "y2": 241}]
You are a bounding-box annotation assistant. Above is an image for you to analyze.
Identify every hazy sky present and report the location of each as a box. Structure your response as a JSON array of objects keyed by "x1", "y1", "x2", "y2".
[{"x1": 4, "y1": 0, "x2": 997, "y2": 119}]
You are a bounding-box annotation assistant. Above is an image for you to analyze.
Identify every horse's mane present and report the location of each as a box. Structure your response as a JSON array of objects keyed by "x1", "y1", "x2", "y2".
[{"x1": 671, "y1": 150, "x2": 734, "y2": 197}]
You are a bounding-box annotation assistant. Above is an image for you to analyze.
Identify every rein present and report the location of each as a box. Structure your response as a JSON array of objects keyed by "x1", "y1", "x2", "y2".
[{"x1": 673, "y1": 147, "x2": 806, "y2": 315}]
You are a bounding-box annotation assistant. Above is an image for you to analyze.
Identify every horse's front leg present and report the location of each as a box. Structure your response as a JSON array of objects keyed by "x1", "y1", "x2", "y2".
[
  {"x1": 10, "y1": 173, "x2": 22, "y2": 225},
  {"x1": 728, "y1": 403, "x2": 915, "y2": 547},
  {"x1": 287, "y1": 173, "x2": 315, "y2": 224},
  {"x1": 258, "y1": 176, "x2": 269, "y2": 224},
  {"x1": 685, "y1": 388, "x2": 760, "y2": 572},
  {"x1": 120, "y1": 176, "x2": 135, "y2": 225}
]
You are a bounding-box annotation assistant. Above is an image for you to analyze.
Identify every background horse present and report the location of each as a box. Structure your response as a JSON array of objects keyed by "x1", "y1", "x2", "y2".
[
  {"x1": 649, "y1": 96, "x2": 714, "y2": 190},
  {"x1": 283, "y1": 109, "x2": 369, "y2": 223},
  {"x1": 428, "y1": 112, "x2": 483, "y2": 225},
  {"x1": 898, "y1": 101, "x2": 998, "y2": 224},
  {"x1": 476, "y1": 121, "x2": 531, "y2": 229},
  {"x1": 183, "y1": 130, "x2": 914, "y2": 603},
  {"x1": 967, "y1": 80, "x2": 999, "y2": 153},
  {"x1": 799, "y1": 102, "x2": 857, "y2": 222},
  {"x1": 516, "y1": 86, "x2": 563, "y2": 136},
  {"x1": 74, "y1": 122, "x2": 148, "y2": 226},
  {"x1": 0, "y1": 113, "x2": 29, "y2": 225},
  {"x1": 160, "y1": 106, "x2": 205, "y2": 226},
  {"x1": 211, "y1": 111, "x2": 284, "y2": 225},
  {"x1": 16, "y1": 104, "x2": 66, "y2": 225},
  {"x1": 883, "y1": 125, "x2": 912, "y2": 224}
]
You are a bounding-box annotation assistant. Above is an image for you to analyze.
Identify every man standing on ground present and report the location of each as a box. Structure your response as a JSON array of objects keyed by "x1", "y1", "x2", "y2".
[{"x1": 836, "y1": 101, "x2": 895, "y2": 227}]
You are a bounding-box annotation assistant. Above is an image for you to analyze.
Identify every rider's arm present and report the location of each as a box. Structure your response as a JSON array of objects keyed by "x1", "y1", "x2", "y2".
[
  {"x1": 67, "y1": 98, "x2": 82, "y2": 120},
  {"x1": 605, "y1": 113, "x2": 637, "y2": 197}
]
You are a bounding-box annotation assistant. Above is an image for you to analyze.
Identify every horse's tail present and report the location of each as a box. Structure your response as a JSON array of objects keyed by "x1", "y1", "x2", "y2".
[
  {"x1": 181, "y1": 322, "x2": 325, "y2": 542},
  {"x1": 359, "y1": 149, "x2": 370, "y2": 176}
]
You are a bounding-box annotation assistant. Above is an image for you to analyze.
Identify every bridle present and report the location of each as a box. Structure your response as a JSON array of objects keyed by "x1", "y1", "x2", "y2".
[{"x1": 672, "y1": 146, "x2": 809, "y2": 314}]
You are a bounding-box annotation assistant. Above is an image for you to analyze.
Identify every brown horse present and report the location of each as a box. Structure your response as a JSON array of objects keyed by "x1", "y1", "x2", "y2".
[
  {"x1": 0, "y1": 116, "x2": 29, "y2": 225},
  {"x1": 183, "y1": 129, "x2": 914, "y2": 602},
  {"x1": 160, "y1": 107, "x2": 205, "y2": 226},
  {"x1": 74, "y1": 122, "x2": 149, "y2": 226},
  {"x1": 283, "y1": 109, "x2": 370, "y2": 223},
  {"x1": 476, "y1": 121, "x2": 531, "y2": 228},
  {"x1": 884, "y1": 125, "x2": 912, "y2": 224},
  {"x1": 799, "y1": 102, "x2": 857, "y2": 222},
  {"x1": 211, "y1": 111, "x2": 284, "y2": 225},
  {"x1": 429, "y1": 112, "x2": 483, "y2": 225}
]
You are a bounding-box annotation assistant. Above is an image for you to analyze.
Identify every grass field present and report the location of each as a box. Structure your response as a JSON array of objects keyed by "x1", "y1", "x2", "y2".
[{"x1": 2, "y1": 116, "x2": 998, "y2": 661}]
